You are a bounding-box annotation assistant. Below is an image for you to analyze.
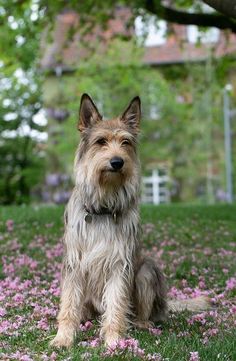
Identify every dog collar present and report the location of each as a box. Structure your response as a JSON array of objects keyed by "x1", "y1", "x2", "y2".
[{"x1": 84, "y1": 205, "x2": 118, "y2": 223}]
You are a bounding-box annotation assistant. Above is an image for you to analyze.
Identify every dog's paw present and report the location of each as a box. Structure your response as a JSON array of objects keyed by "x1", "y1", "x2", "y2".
[
  {"x1": 133, "y1": 320, "x2": 154, "y2": 329},
  {"x1": 50, "y1": 328, "x2": 75, "y2": 348},
  {"x1": 104, "y1": 331, "x2": 121, "y2": 347},
  {"x1": 101, "y1": 327, "x2": 121, "y2": 347}
]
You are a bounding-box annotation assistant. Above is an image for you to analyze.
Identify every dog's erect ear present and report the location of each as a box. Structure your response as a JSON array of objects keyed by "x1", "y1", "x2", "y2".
[
  {"x1": 120, "y1": 96, "x2": 141, "y2": 134},
  {"x1": 78, "y1": 94, "x2": 102, "y2": 132}
]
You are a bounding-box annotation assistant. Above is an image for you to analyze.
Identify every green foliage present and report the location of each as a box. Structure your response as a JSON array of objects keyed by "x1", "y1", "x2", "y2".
[
  {"x1": 0, "y1": 1, "x2": 48, "y2": 204},
  {"x1": 43, "y1": 39, "x2": 231, "y2": 202},
  {"x1": 0, "y1": 71, "x2": 46, "y2": 204},
  {"x1": 0, "y1": 1, "x2": 42, "y2": 70}
]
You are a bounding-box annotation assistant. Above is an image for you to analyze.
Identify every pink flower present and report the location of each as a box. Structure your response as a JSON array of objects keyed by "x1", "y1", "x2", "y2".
[
  {"x1": 209, "y1": 310, "x2": 218, "y2": 318},
  {"x1": 13, "y1": 293, "x2": 24, "y2": 303},
  {"x1": 189, "y1": 351, "x2": 200, "y2": 361},
  {"x1": 117, "y1": 339, "x2": 127, "y2": 349},
  {"x1": 207, "y1": 328, "x2": 218, "y2": 336},
  {"x1": 20, "y1": 355, "x2": 33, "y2": 361},
  {"x1": 230, "y1": 305, "x2": 236, "y2": 314},
  {"x1": 79, "y1": 320, "x2": 93, "y2": 332},
  {"x1": 46, "y1": 244, "x2": 63, "y2": 259},
  {"x1": 0, "y1": 307, "x2": 6, "y2": 317},
  {"x1": 84, "y1": 321, "x2": 92, "y2": 330},
  {"x1": 191, "y1": 267, "x2": 197, "y2": 275},
  {"x1": 7, "y1": 352, "x2": 33, "y2": 361},
  {"x1": 167, "y1": 287, "x2": 186, "y2": 300},
  {"x1": 149, "y1": 327, "x2": 162, "y2": 336},
  {"x1": 188, "y1": 312, "x2": 207, "y2": 325},
  {"x1": 50, "y1": 351, "x2": 57, "y2": 360},
  {"x1": 37, "y1": 318, "x2": 49, "y2": 330},
  {"x1": 226, "y1": 277, "x2": 236, "y2": 291},
  {"x1": 89, "y1": 338, "x2": 100, "y2": 348},
  {"x1": 6, "y1": 219, "x2": 14, "y2": 231},
  {"x1": 126, "y1": 338, "x2": 139, "y2": 349},
  {"x1": 8, "y1": 239, "x2": 20, "y2": 251},
  {"x1": 198, "y1": 281, "x2": 206, "y2": 289},
  {"x1": 136, "y1": 348, "x2": 145, "y2": 357},
  {"x1": 107, "y1": 340, "x2": 118, "y2": 352},
  {"x1": 103, "y1": 337, "x2": 145, "y2": 357},
  {"x1": 0, "y1": 320, "x2": 11, "y2": 334}
]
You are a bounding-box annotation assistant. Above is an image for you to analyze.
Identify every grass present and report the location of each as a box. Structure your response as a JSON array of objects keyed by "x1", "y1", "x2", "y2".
[{"x1": 0, "y1": 204, "x2": 235, "y2": 361}]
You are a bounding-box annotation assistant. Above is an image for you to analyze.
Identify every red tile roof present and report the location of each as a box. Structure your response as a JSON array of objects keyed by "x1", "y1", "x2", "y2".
[
  {"x1": 143, "y1": 31, "x2": 236, "y2": 65},
  {"x1": 40, "y1": 9, "x2": 236, "y2": 70}
]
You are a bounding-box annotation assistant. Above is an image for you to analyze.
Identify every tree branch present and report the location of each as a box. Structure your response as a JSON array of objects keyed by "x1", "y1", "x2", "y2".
[
  {"x1": 144, "y1": 0, "x2": 236, "y2": 33},
  {"x1": 203, "y1": 0, "x2": 236, "y2": 20}
]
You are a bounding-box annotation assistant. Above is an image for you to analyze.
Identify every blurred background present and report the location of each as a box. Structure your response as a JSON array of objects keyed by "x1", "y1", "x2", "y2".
[{"x1": 0, "y1": 0, "x2": 236, "y2": 205}]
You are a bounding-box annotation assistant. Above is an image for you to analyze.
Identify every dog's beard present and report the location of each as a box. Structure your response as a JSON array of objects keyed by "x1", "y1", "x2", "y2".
[
  {"x1": 75, "y1": 163, "x2": 137, "y2": 212},
  {"x1": 99, "y1": 168, "x2": 126, "y2": 189},
  {"x1": 84, "y1": 158, "x2": 131, "y2": 192}
]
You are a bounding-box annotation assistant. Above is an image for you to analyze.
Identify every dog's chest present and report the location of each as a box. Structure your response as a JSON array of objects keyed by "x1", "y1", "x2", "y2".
[
  {"x1": 78, "y1": 215, "x2": 134, "y2": 258},
  {"x1": 65, "y1": 200, "x2": 139, "y2": 279},
  {"x1": 77, "y1": 218, "x2": 132, "y2": 298},
  {"x1": 77, "y1": 213, "x2": 137, "y2": 272}
]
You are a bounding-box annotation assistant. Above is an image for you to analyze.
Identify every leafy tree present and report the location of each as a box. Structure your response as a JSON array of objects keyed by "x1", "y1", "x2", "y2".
[
  {"x1": 0, "y1": 70, "x2": 46, "y2": 204},
  {"x1": 1, "y1": 1, "x2": 235, "y2": 44},
  {"x1": 0, "y1": 2, "x2": 47, "y2": 204},
  {"x1": 0, "y1": 0, "x2": 235, "y2": 75}
]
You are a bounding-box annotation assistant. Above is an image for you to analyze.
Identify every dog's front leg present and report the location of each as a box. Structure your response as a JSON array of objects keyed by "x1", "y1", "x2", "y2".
[
  {"x1": 101, "y1": 268, "x2": 131, "y2": 346},
  {"x1": 51, "y1": 266, "x2": 85, "y2": 348}
]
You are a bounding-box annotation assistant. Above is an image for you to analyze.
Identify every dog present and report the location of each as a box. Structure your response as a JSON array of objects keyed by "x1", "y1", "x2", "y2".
[{"x1": 51, "y1": 94, "x2": 209, "y2": 348}]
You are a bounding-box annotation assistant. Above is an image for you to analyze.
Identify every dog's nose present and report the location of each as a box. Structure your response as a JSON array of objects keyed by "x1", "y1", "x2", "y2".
[{"x1": 110, "y1": 157, "x2": 124, "y2": 170}]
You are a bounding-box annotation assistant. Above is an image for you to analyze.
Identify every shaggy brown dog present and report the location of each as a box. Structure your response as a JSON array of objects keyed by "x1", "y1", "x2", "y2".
[{"x1": 51, "y1": 94, "x2": 209, "y2": 348}]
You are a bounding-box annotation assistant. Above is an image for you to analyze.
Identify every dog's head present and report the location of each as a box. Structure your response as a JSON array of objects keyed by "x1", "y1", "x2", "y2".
[{"x1": 75, "y1": 94, "x2": 141, "y2": 191}]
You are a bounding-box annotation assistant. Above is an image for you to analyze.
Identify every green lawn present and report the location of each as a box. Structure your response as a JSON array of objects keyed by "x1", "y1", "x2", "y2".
[{"x1": 0, "y1": 205, "x2": 235, "y2": 360}]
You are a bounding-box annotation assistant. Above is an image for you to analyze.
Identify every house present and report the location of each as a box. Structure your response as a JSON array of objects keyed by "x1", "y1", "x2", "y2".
[{"x1": 40, "y1": 8, "x2": 236, "y2": 71}]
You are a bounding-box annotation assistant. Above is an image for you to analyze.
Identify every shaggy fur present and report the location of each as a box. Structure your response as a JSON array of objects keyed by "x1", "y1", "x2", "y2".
[{"x1": 51, "y1": 94, "x2": 209, "y2": 348}]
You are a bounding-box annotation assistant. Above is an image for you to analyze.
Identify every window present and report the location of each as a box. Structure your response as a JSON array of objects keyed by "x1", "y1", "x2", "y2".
[{"x1": 135, "y1": 16, "x2": 167, "y2": 46}]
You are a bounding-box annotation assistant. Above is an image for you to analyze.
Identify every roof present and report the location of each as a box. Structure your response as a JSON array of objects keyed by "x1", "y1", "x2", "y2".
[
  {"x1": 143, "y1": 32, "x2": 236, "y2": 65},
  {"x1": 40, "y1": 7, "x2": 133, "y2": 70},
  {"x1": 40, "y1": 9, "x2": 236, "y2": 70}
]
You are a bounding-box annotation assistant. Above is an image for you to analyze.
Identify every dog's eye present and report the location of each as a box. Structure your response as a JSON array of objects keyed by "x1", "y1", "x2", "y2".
[
  {"x1": 96, "y1": 138, "x2": 107, "y2": 145},
  {"x1": 122, "y1": 139, "x2": 131, "y2": 146}
]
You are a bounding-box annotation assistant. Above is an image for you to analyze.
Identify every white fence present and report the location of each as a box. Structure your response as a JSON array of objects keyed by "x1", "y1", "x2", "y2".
[{"x1": 141, "y1": 169, "x2": 170, "y2": 204}]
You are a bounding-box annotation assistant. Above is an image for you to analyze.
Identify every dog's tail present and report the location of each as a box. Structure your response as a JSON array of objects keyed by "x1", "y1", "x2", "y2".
[{"x1": 167, "y1": 296, "x2": 211, "y2": 313}]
